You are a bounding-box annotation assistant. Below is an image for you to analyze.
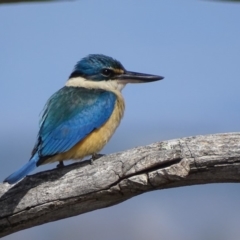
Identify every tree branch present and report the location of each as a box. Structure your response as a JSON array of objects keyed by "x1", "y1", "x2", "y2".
[{"x1": 1, "y1": 133, "x2": 240, "y2": 237}]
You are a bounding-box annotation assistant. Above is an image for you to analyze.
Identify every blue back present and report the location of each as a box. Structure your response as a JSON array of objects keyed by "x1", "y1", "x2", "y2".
[{"x1": 32, "y1": 86, "x2": 116, "y2": 163}]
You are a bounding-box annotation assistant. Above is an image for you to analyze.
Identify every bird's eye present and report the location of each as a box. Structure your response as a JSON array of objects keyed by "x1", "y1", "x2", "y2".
[{"x1": 101, "y1": 68, "x2": 113, "y2": 77}]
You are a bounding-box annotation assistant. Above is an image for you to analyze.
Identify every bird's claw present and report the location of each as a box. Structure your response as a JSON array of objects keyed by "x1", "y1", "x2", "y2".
[
  {"x1": 90, "y1": 153, "x2": 105, "y2": 165},
  {"x1": 57, "y1": 161, "x2": 65, "y2": 168}
]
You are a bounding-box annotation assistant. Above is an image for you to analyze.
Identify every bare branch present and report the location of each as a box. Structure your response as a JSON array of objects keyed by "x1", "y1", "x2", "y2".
[{"x1": 1, "y1": 133, "x2": 240, "y2": 237}]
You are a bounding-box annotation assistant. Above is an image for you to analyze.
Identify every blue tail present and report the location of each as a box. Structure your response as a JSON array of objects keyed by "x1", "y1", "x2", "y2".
[{"x1": 4, "y1": 154, "x2": 39, "y2": 184}]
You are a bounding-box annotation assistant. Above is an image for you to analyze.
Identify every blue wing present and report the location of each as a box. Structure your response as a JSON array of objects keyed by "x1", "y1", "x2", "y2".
[
  {"x1": 33, "y1": 86, "x2": 116, "y2": 162},
  {"x1": 4, "y1": 86, "x2": 116, "y2": 184}
]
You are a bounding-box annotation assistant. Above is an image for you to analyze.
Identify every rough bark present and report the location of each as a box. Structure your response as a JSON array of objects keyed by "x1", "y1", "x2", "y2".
[{"x1": 1, "y1": 133, "x2": 240, "y2": 237}]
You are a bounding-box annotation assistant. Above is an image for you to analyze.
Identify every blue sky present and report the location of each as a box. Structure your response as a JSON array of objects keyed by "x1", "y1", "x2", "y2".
[{"x1": 1, "y1": 1, "x2": 240, "y2": 239}]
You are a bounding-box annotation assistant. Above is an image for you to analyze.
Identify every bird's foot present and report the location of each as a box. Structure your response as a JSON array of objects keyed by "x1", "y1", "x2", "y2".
[
  {"x1": 57, "y1": 161, "x2": 65, "y2": 168},
  {"x1": 90, "y1": 153, "x2": 105, "y2": 165}
]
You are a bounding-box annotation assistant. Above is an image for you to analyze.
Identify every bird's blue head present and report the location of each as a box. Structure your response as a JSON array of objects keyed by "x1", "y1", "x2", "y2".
[
  {"x1": 69, "y1": 54, "x2": 125, "y2": 81},
  {"x1": 67, "y1": 54, "x2": 163, "y2": 90}
]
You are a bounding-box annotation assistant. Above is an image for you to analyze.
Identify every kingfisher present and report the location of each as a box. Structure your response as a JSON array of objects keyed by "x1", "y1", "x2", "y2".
[{"x1": 4, "y1": 54, "x2": 163, "y2": 184}]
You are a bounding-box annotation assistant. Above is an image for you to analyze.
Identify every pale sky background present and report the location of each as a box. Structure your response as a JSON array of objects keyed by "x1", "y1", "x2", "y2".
[{"x1": 1, "y1": 0, "x2": 240, "y2": 240}]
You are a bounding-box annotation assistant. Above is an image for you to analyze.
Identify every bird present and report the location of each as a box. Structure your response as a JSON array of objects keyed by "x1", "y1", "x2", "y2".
[{"x1": 4, "y1": 54, "x2": 163, "y2": 184}]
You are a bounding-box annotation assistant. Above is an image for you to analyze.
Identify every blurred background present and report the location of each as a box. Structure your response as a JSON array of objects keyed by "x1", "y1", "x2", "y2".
[{"x1": 1, "y1": 0, "x2": 240, "y2": 239}]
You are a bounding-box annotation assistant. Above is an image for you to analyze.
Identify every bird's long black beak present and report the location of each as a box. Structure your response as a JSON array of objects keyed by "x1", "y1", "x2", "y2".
[{"x1": 116, "y1": 71, "x2": 164, "y2": 84}]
